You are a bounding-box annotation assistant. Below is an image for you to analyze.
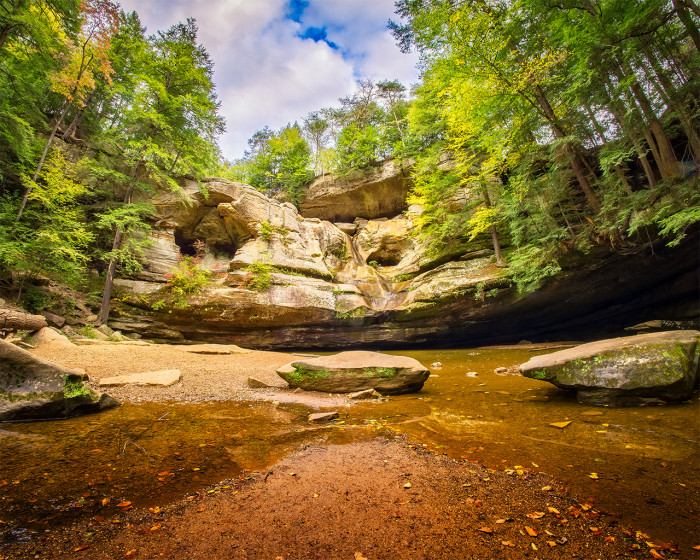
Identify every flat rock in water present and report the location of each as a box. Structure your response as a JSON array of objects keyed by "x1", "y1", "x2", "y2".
[
  {"x1": 277, "y1": 350, "x2": 429, "y2": 395},
  {"x1": 247, "y1": 376, "x2": 288, "y2": 389},
  {"x1": 0, "y1": 339, "x2": 118, "y2": 421},
  {"x1": 308, "y1": 411, "x2": 339, "y2": 423},
  {"x1": 347, "y1": 389, "x2": 382, "y2": 400},
  {"x1": 99, "y1": 370, "x2": 181, "y2": 387},
  {"x1": 520, "y1": 330, "x2": 700, "y2": 406},
  {"x1": 182, "y1": 344, "x2": 251, "y2": 355}
]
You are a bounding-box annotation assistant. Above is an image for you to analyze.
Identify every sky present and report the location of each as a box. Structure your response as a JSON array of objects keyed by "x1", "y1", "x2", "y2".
[{"x1": 117, "y1": 0, "x2": 420, "y2": 161}]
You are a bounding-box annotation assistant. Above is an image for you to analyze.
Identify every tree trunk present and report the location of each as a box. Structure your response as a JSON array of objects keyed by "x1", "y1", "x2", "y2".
[
  {"x1": 673, "y1": 0, "x2": 700, "y2": 52},
  {"x1": 530, "y1": 85, "x2": 601, "y2": 212},
  {"x1": 584, "y1": 105, "x2": 633, "y2": 194},
  {"x1": 481, "y1": 187, "x2": 504, "y2": 265},
  {"x1": 98, "y1": 161, "x2": 142, "y2": 325},
  {"x1": 643, "y1": 46, "x2": 700, "y2": 160},
  {"x1": 619, "y1": 59, "x2": 678, "y2": 178},
  {"x1": 0, "y1": 309, "x2": 48, "y2": 332},
  {"x1": 14, "y1": 101, "x2": 72, "y2": 223}
]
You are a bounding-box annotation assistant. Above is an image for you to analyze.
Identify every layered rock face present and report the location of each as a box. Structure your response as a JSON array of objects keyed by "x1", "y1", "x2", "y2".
[
  {"x1": 108, "y1": 165, "x2": 699, "y2": 349},
  {"x1": 299, "y1": 159, "x2": 412, "y2": 222}
]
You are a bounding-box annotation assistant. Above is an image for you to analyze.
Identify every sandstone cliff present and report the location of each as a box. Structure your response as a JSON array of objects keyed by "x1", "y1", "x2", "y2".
[{"x1": 107, "y1": 162, "x2": 699, "y2": 348}]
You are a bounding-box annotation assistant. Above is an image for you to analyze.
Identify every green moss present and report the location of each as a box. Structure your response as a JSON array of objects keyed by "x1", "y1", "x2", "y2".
[
  {"x1": 531, "y1": 369, "x2": 546, "y2": 380},
  {"x1": 286, "y1": 365, "x2": 333, "y2": 384},
  {"x1": 64, "y1": 376, "x2": 93, "y2": 400},
  {"x1": 363, "y1": 367, "x2": 398, "y2": 378}
]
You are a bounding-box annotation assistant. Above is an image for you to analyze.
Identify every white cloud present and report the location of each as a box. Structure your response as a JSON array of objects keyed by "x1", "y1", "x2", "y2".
[{"x1": 117, "y1": 0, "x2": 419, "y2": 159}]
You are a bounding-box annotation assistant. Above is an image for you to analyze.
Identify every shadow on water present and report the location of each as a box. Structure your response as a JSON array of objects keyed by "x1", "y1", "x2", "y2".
[{"x1": 1, "y1": 346, "x2": 698, "y2": 545}]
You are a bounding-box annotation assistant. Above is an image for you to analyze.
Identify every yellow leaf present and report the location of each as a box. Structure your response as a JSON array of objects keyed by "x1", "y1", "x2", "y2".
[
  {"x1": 589, "y1": 473, "x2": 599, "y2": 479},
  {"x1": 547, "y1": 507, "x2": 560, "y2": 514},
  {"x1": 525, "y1": 526, "x2": 538, "y2": 537},
  {"x1": 403, "y1": 482, "x2": 412, "y2": 489},
  {"x1": 478, "y1": 527, "x2": 493, "y2": 533},
  {"x1": 550, "y1": 421, "x2": 572, "y2": 429}
]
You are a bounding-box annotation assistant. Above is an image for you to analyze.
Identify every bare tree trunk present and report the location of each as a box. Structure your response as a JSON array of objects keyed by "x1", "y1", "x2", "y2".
[
  {"x1": 98, "y1": 161, "x2": 142, "y2": 325},
  {"x1": 643, "y1": 46, "x2": 700, "y2": 160},
  {"x1": 530, "y1": 85, "x2": 601, "y2": 212},
  {"x1": 585, "y1": 105, "x2": 633, "y2": 193},
  {"x1": 618, "y1": 59, "x2": 679, "y2": 178},
  {"x1": 673, "y1": 0, "x2": 700, "y2": 52},
  {"x1": 482, "y1": 186, "x2": 503, "y2": 265},
  {"x1": 0, "y1": 309, "x2": 48, "y2": 332},
  {"x1": 14, "y1": 101, "x2": 72, "y2": 223}
]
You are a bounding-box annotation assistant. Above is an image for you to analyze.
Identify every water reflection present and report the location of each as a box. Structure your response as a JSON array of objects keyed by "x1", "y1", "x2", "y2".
[{"x1": 1, "y1": 346, "x2": 698, "y2": 542}]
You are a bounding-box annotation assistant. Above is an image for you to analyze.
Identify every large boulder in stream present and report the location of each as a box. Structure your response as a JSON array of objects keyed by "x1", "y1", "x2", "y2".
[
  {"x1": 520, "y1": 331, "x2": 700, "y2": 406},
  {"x1": 0, "y1": 339, "x2": 119, "y2": 421},
  {"x1": 277, "y1": 351, "x2": 430, "y2": 395}
]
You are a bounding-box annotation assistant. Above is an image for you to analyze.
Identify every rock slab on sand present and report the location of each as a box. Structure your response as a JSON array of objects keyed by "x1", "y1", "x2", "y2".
[
  {"x1": 520, "y1": 330, "x2": 700, "y2": 406},
  {"x1": 99, "y1": 370, "x2": 181, "y2": 387},
  {"x1": 0, "y1": 339, "x2": 118, "y2": 421},
  {"x1": 277, "y1": 350, "x2": 429, "y2": 395}
]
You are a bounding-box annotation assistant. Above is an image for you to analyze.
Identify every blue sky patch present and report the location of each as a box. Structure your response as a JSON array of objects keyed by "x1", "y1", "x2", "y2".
[
  {"x1": 286, "y1": 0, "x2": 309, "y2": 23},
  {"x1": 299, "y1": 26, "x2": 339, "y2": 50}
]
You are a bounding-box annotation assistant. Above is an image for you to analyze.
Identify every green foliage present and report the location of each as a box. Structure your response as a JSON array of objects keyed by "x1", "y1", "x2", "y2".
[
  {"x1": 243, "y1": 261, "x2": 273, "y2": 292},
  {"x1": 228, "y1": 124, "x2": 312, "y2": 203},
  {"x1": 162, "y1": 254, "x2": 213, "y2": 308},
  {"x1": 64, "y1": 376, "x2": 93, "y2": 399},
  {"x1": 0, "y1": 150, "x2": 94, "y2": 299}
]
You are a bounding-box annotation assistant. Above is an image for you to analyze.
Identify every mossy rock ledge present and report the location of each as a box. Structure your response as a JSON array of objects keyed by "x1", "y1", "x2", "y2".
[
  {"x1": 0, "y1": 339, "x2": 119, "y2": 421},
  {"x1": 520, "y1": 330, "x2": 700, "y2": 406},
  {"x1": 277, "y1": 350, "x2": 430, "y2": 395}
]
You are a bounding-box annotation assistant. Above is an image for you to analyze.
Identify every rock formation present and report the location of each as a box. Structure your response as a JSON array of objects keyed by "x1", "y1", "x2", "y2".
[
  {"x1": 299, "y1": 159, "x2": 412, "y2": 222},
  {"x1": 106, "y1": 164, "x2": 699, "y2": 349},
  {"x1": 277, "y1": 351, "x2": 430, "y2": 394},
  {"x1": 520, "y1": 331, "x2": 700, "y2": 405},
  {"x1": 0, "y1": 338, "x2": 119, "y2": 421}
]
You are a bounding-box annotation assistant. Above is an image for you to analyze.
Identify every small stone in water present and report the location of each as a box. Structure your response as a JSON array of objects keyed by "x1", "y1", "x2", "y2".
[{"x1": 431, "y1": 362, "x2": 443, "y2": 368}]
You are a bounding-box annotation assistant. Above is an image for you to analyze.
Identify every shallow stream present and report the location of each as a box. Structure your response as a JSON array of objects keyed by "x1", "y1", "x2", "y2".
[{"x1": 1, "y1": 346, "x2": 698, "y2": 545}]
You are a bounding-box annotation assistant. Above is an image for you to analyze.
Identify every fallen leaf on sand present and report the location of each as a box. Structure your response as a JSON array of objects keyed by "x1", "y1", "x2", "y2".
[
  {"x1": 501, "y1": 541, "x2": 515, "y2": 547},
  {"x1": 150, "y1": 524, "x2": 162, "y2": 531},
  {"x1": 101, "y1": 498, "x2": 110, "y2": 506},
  {"x1": 73, "y1": 546, "x2": 89, "y2": 552},
  {"x1": 478, "y1": 527, "x2": 493, "y2": 533},
  {"x1": 403, "y1": 482, "x2": 412, "y2": 489},
  {"x1": 550, "y1": 421, "x2": 572, "y2": 429},
  {"x1": 149, "y1": 507, "x2": 161, "y2": 514},
  {"x1": 649, "y1": 551, "x2": 664, "y2": 559},
  {"x1": 117, "y1": 501, "x2": 131, "y2": 507},
  {"x1": 354, "y1": 553, "x2": 368, "y2": 560},
  {"x1": 526, "y1": 511, "x2": 545, "y2": 520},
  {"x1": 589, "y1": 473, "x2": 599, "y2": 479},
  {"x1": 605, "y1": 536, "x2": 615, "y2": 543},
  {"x1": 547, "y1": 541, "x2": 557, "y2": 547},
  {"x1": 124, "y1": 550, "x2": 137, "y2": 558},
  {"x1": 525, "y1": 526, "x2": 538, "y2": 537},
  {"x1": 541, "y1": 485, "x2": 552, "y2": 491},
  {"x1": 547, "y1": 507, "x2": 560, "y2": 514}
]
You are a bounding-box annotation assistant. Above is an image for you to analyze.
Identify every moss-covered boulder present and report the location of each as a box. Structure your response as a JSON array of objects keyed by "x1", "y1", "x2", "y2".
[
  {"x1": 0, "y1": 339, "x2": 119, "y2": 421},
  {"x1": 520, "y1": 331, "x2": 700, "y2": 406},
  {"x1": 277, "y1": 350, "x2": 430, "y2": 395}
]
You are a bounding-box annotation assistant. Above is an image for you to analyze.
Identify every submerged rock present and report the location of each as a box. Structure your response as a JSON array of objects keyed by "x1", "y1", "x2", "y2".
[
  {"x1": 277, "y1": 351, "x2": 430, "y2": 395},
  {"x1": 520, "y1": 331, "x2": 700, "y2": 406},
  {"x1": 0, "y1": 339, "x2": 119, "y2": 421}
]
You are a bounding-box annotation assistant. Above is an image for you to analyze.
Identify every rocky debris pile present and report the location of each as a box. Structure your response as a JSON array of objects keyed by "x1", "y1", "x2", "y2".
[
  {"x1": 277, "y1": 350, "x2": 430, "y2": 395},
  {"x1": 0, "y1": 339, "x2": 118, "y2": 421},
  {"x1": 520, "y1": 330, "x2": 700, "y2": 406}
]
